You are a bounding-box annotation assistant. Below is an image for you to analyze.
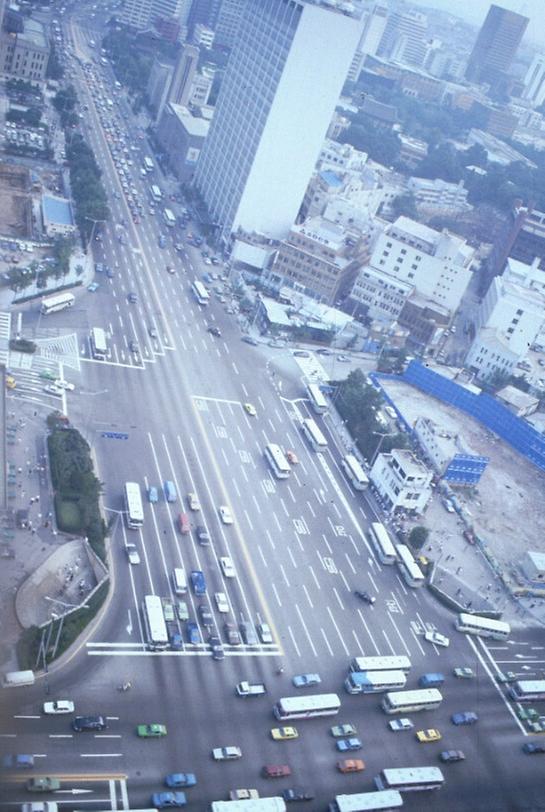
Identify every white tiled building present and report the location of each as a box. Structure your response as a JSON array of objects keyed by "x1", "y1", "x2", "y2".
[
  {"x1": 370, "y1": 449, "x2": 433, "y2": 514},
  {"x1": 369, "y1": 216, "x2": 474, "y2": 314},
  {"x1": 407, "y1": 177, "x2": 471, "y2": 216}
]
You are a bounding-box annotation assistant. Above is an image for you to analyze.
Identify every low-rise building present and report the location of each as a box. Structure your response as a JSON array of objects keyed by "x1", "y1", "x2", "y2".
[
  {"x1": 370, "y1": 448, "x2": 433, "y2": 514},
  {"x1": 41, "y1": 195, "x2": 76, "y2": 238},
  {"x1": 521, "y1": 551, "x2": 545, "y2": 584},
  {"x1": 398, "y1": 134, "x2": 428, "y2": 168},
  {"x1": 495, "y1": 385, "x2": 539, "y2": 417},
  {"x1": 348, "y1": 264, "x2": 412, "y2": 323},
  {"x1": 414, "y1": 417, "x2": 489, "y2": 484},
  {"x1": 0, "y1": 14, "x2": 49, "y2": 81},
  {"x1": 465, "y1": 327, "x2": 520, "y2": 381},
  {"x1": 270, "y1": 216, "x2": 370, "y2": 306},
  {"x1": 407, "y1": 176, "x2": 471, "y2": 216}
]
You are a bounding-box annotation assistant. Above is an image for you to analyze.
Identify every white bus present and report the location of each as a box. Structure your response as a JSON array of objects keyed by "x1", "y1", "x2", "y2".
[
  {"x1": 374, "y1": 767, "x2": 445, "y2": 793},
  {"x1": 301, "y1": 418, "x2": 327, "y2": 451},
  {"x1": 369, "y1": 523, "x2": 397, "y2": 565},
  {"x1": 142, "y1": 594, "x2": 168, "y2": 650},
  {"x1": 191, "y1": 280, "x2": 210, "y2": 306},
  {"x1": 345, "y1": 670, "x2": 406, "y2": 695},
  {"x1": 163, "y1": 208, "x2": 176, "y2": 228},
  {"x1": 211, "y1": 801, "x2": 286, "y2": 812},
  {"x1": 395, "y1": 544, "x2": 425, "y2": 588},
  {"x1": 381, "y1": 688, "x2": 443, "y2": 714},
  {"x1": 307, "y1": 383, "x2": 328, "y2": 415},
  {"x1": 341, "y1": 454, "x2": 369, "y2": 491},
  {"x1": 508, "y1": 680, "x2": 545, "y2": 702},
  {"x1": 150, "y1": 184, "x2": 162, "y2": 203},
  {"x1": 350, "y1": 655, "x2": 411, "y2": 674},
  {"x1": 40, "y1": 292, "x2": 75, "y2": 315},
  {"x1": 329, "y1": 791, "x2": 403, "y2": 811},
  {"x1": 264, "y1": 444, "x2": 291, "y2": 479},
  {"x1": 90, "y1": 327, "x2": 108, "y2": 360},
  {"x1": 124, "y1": 481, "x2": 144, "y2": 529},
  {"x1": 143, "y1": 155, "x2": 154, "y2": 173},
  {"x1": 455, "y1": 612, "x2": 510, "y2": 640},
  {"x1": 273, "y1": 693, "x2": 341, "y2": 720}
]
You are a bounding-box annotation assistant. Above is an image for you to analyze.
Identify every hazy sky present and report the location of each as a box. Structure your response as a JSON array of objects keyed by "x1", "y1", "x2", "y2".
[{"x1": 420, "y1": 0, "x2": 545, "y2": 44}]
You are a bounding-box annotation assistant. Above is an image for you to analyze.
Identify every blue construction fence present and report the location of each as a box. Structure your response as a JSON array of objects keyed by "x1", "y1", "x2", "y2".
[{"x1": 378, "y1": 360, "x2": 545, "y2": 473}]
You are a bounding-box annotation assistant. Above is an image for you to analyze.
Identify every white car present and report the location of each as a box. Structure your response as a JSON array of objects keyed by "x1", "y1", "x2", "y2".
[
  {"x1": 218, "y1": 505, "x2": 234, "y2": 525},
  {"x1": 215, "y1": 592, "x2": 229, "y2": 613},
  {"x1": 220, "y1": 556, "x2": 236, "y2": 578},
  {"x1": 125, "y1": 543, "x2": 140, "y2": 565},
  {"x1": 212, "y1": 746, "x2": 242, "y2": 761},
  {"x1": 54, "y1": 379, "x2": 75, "y2": 392},
  {"x1": 44, "y1": 385, "x2": 63, "y2": 396},
  {"x1": 388, "y1": 717, "x2": 413, "y2": 732},
  {"x1": 424, "y1": 630, "x2": 450, "y2": 648},
  {"x1": 43, "y1": 699, "x2": 75, "y2": 715}
]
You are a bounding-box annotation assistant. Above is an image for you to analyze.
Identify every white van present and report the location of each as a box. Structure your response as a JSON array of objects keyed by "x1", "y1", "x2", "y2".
[
  {"x1": 172, "y1": 568, "x2": 187, "y2": 595},
  {"x1": 2, "y1": 669, "x2": 35, "y2": 687}
]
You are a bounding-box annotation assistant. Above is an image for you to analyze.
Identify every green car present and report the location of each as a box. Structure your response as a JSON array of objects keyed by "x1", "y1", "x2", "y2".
[
  {"x1": 27, "y1": 777, "x2": 61, "y2": 792},
  {"x1": 137, "y1": 723, "x2": 167, "y2": 738}
]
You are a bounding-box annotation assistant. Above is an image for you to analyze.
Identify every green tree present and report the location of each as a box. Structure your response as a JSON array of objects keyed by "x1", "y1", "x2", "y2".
[
  {"x1": 391, "y1": 193, "x2": 418, "y2": 220},
  {"x1": 409, "y1": 525, "x2": 429, "y2": 550}
]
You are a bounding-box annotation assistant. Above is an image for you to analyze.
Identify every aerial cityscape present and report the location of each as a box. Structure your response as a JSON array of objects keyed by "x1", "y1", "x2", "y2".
[{"x1": 0, "y1": 0, "x2": 545, "y2": 809}]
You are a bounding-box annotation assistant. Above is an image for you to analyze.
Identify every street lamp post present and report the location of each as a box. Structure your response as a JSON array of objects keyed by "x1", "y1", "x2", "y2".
[
  {"x1": 369, "y1": 430, "x2": 396, "y2": 468},
  {"x1": 84, "y1": 217, "x2": 106, "y2": 253}
]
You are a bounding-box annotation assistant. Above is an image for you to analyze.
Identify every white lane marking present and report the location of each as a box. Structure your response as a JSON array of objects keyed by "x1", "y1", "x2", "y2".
[
  {"x1": 320, "y1": 627, "x2": 334, "y2": 656},
  {"x1": 279, "y1": 563, "x2": 290, "y2": 586},
  {"x1": 302, "y1": 584, "x2": 314, "y2": 609},
  {"x1": 287, "y1": 625, "x2": 301, "y2": 658},
  {"x1": 295, "y1": 603, "x2": 318, "y2": 656},
  {"x1": 326, "y1": 605, "x2": 350, "y2": 656}
]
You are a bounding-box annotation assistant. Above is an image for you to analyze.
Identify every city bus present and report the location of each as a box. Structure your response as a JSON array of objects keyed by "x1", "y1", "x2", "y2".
[
  {"x1": 191, "y1": 280, "x2": 210, "y2": 306},
  {"x1": 508, "y1": 680, "x2": 545, "y2": 702},
  {"x1": 150, "y1": 184, "x2": 163, "y2": 203},
  {"x1": 301, "y1": 418, "x2": 328, "y2": 450},
  {"x1": 329, "y1": 791, "x2": 403, "y2": 811},
  {"x1": 341, "y1": 454, "x2": 369, "y2": 491},
  {"x1": 264, "y1": 443, "x2": 291, "y2": 479},
  {"x1": 273, "y1": 693, "x2": 341, "y2": 720},
  {"x1": 142, "y1": 595, "x2": 168, "y2": 650},
  {"x1": 143, "y1": 155, "x2": 154, "y2": 173},
  {"x1": 211, "y1": 800, "x2": 286, "y2": 812},
  {"x1": 395, "y1": 544, "x2": 425, "y2": 588},
  {"x1": 163, "y1": 208, "x2": 176, "y2": 228},
  {"x1": 345, "y1": 670, "x2": 406, "y2": 695},
  {"x1": 90, "y1": 327, "x2": 108, "y2": 360},
  {"x1": 368, "y1": 522, "x2": 397, "y2": 565},
  {"x1": 374, "y1": 766, "x2": 445, "y2": 793},
  {"x1": 124, "y1": 481, "x2": 144, "y2": 529},
  {"x1": 307, "y1": 383, "x2": 328, "y2": 415},
  {"x1": 381, "y1": 688, "x2": 443, "y2": 714},
  {"x1": 350, "y1": 655, "x2": 411, "y2": 674},
  {"x1": 455, "y1": 612, "x2": 510, "y2": 640},
  {"x1": 40, "y1": 291, "x2": 75, "y2": 315}
]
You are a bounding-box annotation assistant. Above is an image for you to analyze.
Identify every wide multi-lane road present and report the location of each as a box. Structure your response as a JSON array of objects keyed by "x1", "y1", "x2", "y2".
[{"x1": 2, "y1": 14, "x2": 545, "y2": 811}]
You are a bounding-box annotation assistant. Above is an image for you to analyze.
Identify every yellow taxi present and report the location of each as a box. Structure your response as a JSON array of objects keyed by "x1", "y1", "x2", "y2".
[
  {"x1": 416, "y1": 728, "x2": 442, "y2": 743},
  {"x1": 271, "y1": 726, "x2": 299, "y2": 741}
]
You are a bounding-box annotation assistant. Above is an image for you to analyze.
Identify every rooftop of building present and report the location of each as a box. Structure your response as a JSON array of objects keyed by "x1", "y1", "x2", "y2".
[
  {"x1": 42, "y1": 195, "x2": 73, "y2": 226},
  {"x1": 319, "y1": 169, "x2": 344, "y2": 188},
  {"x1": 472, "y1": 326, "x2": 519, "y2": 358},
  {"x1": 496, "y1": 385, "x2": 539, "y2": 411},
  {"x1": 169, "y1": 103, "x2": 210, "y2": 136},
  {"x1": 492, "y1": 274, "x2": 545, "y2": 310},
  {"x1": 389, "y1": 447, "x2": 432, "y2": 476},
  {"x1": 524, "y1": 550, "x2": 545, "y2": 570},
  {"x1": 292, "y1": 216, "x2": 347, "y2": 252},
  {"x1": 415, "y1": 416, "x2": 478, "y2": 458},
  {"x1": 16, "y1": 17, "x2": 48, "y2": 49}
]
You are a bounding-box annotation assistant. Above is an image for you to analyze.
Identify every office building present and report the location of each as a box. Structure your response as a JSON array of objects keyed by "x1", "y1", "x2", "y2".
[
  {"x1": 370, "y1": 216, "x2": 474, "y2": 314},
  {"x1": 0, "y1": 14, "x2": 49, "y2": 81},
  {"x1": 167, "y1": 43, "x2": 199, "y2": 107},
  {"x1": 156, "y1": 103, "x2": 209, "y2": 181},
  {"x1": 214, "y1": 0, "x2": 245, "y2": 49},
  {"x1": 120, "y1": 0, "x2": 191, "y2": 31},
  {"x1": 193, "y1": 0, "x2": 362, "y2": 242},
  {"x1": 378, "y1": 9, "x2": 428, "y2": 68},
  {"x1": 523, "y1": 54, "x2": 545, "y2": 108},
  {"x1": 348, "y1": 3, "x2": 388, "y2": 83},
  {"x1": 465, "y1": 4, "x2": 528, "y2": 86}
]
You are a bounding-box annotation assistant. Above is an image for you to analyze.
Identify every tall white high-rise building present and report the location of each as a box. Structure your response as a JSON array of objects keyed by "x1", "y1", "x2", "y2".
[
  {"x1": 523, "y1": 54, "x2": 545, "y2": 108},
  {"x1": 348, "y1": 3, "x2": 388, "y2": 83},
  {"x1": 193, "y1": 0, "x2": 362, "y2": 241},
  {"x1": 378, "y1": 9, "x2": 428, "y2": 67}
]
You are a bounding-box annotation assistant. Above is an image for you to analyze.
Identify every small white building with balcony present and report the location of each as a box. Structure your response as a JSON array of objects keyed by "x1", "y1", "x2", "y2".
[{"x1": 370, "y1": 448, "x2": 433, "y2": 514}]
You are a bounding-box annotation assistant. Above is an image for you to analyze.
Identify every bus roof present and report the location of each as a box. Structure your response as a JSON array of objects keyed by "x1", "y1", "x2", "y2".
[
  {"x1": 278, "y1": 693, "x2": 340, "y2": 712},
  {"x1": 333, "y1": 791, "x2": 403, "y2": 811},
  {"x1": 380, "y1": 766, "x2": 444, "y2": 784}
]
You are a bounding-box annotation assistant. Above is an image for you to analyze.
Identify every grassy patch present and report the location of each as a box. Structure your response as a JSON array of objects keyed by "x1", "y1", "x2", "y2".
[{"x1": 55, "y1": 497, "x2": 82, "y2": 532}]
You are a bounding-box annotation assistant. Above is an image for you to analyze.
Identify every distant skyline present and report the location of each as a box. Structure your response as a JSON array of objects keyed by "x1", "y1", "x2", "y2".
[{"x1": 418, "y1": 0, "x2": 544, "y2": 44}]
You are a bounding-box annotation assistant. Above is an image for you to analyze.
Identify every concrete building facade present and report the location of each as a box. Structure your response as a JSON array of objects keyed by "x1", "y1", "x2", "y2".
[
  {"x1": 465, "y1": 4, "x2": 528, "y2": 85},
  {"x1": 0, "y1": 16, "x2": 48, "y2": 81},
  {"x1": 155, "y1": 103, "x2": 209, "y2": 181},
  {"x1": 370, "y1": 449, "x2": 433, "y2": 514},
  {"x1": 193, "y1": 0, "x2": 362, "y2": 241}
]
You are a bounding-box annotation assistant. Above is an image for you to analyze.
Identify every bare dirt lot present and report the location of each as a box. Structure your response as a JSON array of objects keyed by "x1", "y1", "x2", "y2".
[
  {"x1": 0, "y1": 162, "x2": 32, "y2": 238},
  {"x1": 380, "y1": 377, "x2": 545, "y2": 576}
]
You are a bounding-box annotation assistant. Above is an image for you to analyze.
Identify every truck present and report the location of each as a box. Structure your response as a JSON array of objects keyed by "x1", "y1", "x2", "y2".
[{"x1": 236, "y1": 681, "x2": 267, "y2": 697}]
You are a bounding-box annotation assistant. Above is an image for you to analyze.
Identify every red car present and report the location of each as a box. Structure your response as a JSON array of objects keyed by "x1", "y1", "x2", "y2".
[{"x1": 262, "y1": 764, "x2": 291, "y2": 778}]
